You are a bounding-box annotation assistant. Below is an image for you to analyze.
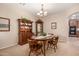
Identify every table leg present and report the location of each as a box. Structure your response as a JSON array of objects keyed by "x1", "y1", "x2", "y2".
[{"x1": 43, "y1": 41, "x2": 46, "y2": 56}]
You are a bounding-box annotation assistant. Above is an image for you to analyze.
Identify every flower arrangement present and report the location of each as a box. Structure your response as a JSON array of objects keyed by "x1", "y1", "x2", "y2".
[
  {"x1": 21, "y1": 17, "x2": 32, "y2": 23},
  {"x1": 40, "y1": 32, "x2": 47, "y2": 36}
]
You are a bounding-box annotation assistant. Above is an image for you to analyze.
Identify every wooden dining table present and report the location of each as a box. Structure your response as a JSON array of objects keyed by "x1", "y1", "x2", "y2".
[{"x1": 31, "y1": 35, "x2": 56, "y2": 56}]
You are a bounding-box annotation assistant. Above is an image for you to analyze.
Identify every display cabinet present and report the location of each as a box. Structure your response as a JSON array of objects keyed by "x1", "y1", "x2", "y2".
[
  {"x1": 36, "y1": 19, "x2": 43, "y2": 36},
  {"x1": 69, "y1": 19, "x2": 79, "y2": 37},
  {"x1": 69, "y1": 19, "x2": 77, "y2": 37},
  {"x1": 18, "y1": 19, "x2": 33, "y2": 45}
]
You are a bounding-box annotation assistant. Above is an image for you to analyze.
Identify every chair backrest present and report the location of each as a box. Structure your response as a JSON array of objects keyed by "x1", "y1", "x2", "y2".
[
  {"x1": 56, "y1": 36, "x2": 59, "y2": 41},
  {"x1": 53, "y1": 36, "x2": 59, "y2": 44},
  {"x1": 28, "y1": 39, "x2": 37, "y2": 49}
]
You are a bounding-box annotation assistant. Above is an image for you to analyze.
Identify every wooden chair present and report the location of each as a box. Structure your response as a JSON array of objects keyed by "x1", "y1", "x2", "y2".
[
  {"x1": 47, "y1": 36, "x2": 59, "y2": 52},
  {"x1": 28, "y1": 39, "x2": 43, "y2": 56}
]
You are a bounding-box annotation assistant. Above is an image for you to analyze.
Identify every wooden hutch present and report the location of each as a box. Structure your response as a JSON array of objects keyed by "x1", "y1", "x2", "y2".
[{"x1": 18, "y1": 18, "x2": 33, "y2": 45}]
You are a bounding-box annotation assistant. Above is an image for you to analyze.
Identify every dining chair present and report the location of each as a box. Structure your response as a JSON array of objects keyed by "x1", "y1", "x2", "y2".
[
  {"x1": 28, "y1": 39, "x2": 43, "y2": 56},
  {"x1": 47, "y1": 36, "x2": 59, "y2": 52}
]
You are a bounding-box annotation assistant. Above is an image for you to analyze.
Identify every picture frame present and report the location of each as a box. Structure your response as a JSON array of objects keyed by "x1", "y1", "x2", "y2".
[
  {"x1": 0, "y1": 17, "x2": 10, "y2": 31},
  {"x1": 51, "y1": 22, "x2": 57, "y2": 29}
]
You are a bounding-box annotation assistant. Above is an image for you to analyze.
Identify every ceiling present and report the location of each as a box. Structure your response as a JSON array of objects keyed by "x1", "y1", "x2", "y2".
[
  {"x1": 0, "y1": 3, "x2": 77, "y2": 18},
  {"x1": 20, "y1": 3, "x2": 77, "y2": 17}
]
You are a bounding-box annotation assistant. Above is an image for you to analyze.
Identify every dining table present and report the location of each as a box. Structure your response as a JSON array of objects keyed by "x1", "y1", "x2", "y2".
[{"x1": 31, "y1": 34, "x2": 56, "y2": 56}]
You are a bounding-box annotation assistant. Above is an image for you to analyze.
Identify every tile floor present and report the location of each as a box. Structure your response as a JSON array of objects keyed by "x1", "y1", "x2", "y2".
[{"x1": 0, "y1": 37, "x2": 79, "y2": 56}]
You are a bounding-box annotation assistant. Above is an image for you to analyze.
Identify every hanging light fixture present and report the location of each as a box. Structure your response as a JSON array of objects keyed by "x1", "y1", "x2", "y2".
[{"x1": 37, "y1": 4, "x2": 47, "y2": 17}]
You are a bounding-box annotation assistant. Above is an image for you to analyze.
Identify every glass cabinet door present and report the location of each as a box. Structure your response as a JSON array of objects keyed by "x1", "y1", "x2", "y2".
[{"x1": 36, "y1": 19, "x2": 43, "y2": 36}]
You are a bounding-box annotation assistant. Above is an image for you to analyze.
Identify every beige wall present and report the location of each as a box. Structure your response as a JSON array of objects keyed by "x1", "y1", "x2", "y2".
[
  {"x1": 0, "y1": 4, "x2": 36, "y2": 49},
  {"x1": 0, "y1": 4, "x2": 79, "y2": 49},
  {"x1": 43, "y1": 4, "x2": 79, "y2": 41}
]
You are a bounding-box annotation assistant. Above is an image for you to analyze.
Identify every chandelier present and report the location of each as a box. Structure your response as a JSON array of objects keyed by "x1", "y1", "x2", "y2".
[{"x1": 37, "y1": 4, "x2": 47, "y2": 17}]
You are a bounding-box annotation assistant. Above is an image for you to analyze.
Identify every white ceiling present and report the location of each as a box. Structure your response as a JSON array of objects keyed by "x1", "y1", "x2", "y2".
[
  {"x1": 20, "y1": 3, "x2": 77, "y2": 17},
  {"x1": 0, "y1": 3, "x2": 77, "y2": 17}
]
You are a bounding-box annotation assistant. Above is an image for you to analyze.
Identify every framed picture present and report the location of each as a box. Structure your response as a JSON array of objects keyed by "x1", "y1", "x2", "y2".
[
  {"x1": 51, "y1": 22, "x2": 57, "y2": 29},
  {"x1": 0, "y1": 17, "x2": 10, "y2": 31}
]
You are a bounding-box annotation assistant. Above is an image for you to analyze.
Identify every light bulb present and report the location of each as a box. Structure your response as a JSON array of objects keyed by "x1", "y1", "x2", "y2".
[
  {"x1": 40, "y1": 11, "x2": 43, "y2": 13},
  {"x1": 44, "y1": 11, "x2": 47, "y2": 14},
  {"x1": 37, "y1": 13, "x2": 40, "y2": 15},
  {"x1": 44, "y1": 11, "x2": 47, "y2": 16}
]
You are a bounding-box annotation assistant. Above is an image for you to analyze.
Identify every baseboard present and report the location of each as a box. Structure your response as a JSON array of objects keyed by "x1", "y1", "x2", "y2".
[{"x1": 0, "y1": 43, "x2": 18, "y2": 50}]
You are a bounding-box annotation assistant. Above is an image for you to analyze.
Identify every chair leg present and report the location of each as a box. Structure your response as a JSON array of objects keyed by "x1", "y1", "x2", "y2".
[
  {"x1": 56, "y1": 45, "x2": 57, "y2": 48},
  {"x1": 54, "y1": 46, "x2": 56, "y2": 52},
  {"x1": 36, "y1": 52, "x2": 38, "y2": 56},
  {"x1": 41, "y1": 48, "x2": 43, "y2": 54},
  {"x1": 47, "y1": 43, "x2": 51, "y2": 50},
  {"x1": 36, "y1": 50, "x2": 41, "y2": 56},
  {"x1": 50, "y1": 44, "x2": 53, "y2": 48},
  {"x1": 28, "y1": 50, "x2": 31, "y2": 56},
  {"x1": 47, "y1": 43, "x2": 49, "y2": 50}
]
